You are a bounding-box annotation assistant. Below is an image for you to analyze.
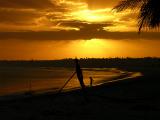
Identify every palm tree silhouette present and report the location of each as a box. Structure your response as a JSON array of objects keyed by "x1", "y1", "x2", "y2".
[{"x1": 113, "y1": 0, "x2": 160, "y2": 32}]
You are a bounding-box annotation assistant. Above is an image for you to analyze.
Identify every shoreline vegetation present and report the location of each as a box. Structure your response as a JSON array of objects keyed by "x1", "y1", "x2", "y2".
[
  {"x1": 0, "y1": 57, "x2": 160, "y2": 68},
  {"x1": 0, "y1": 58, "x2": 160, "y2": 119}
]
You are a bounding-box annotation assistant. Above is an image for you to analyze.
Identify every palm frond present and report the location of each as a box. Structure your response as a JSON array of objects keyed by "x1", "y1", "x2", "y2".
[
  {"x1": 138, "y1": 0, "x2": 160, "y2": 31},
  {"x1": 113, "y1": 0, "x2": 144, "y2": 12},
  {"x1": 114, "y1": 0, "x2": 160, "y2": 32}
]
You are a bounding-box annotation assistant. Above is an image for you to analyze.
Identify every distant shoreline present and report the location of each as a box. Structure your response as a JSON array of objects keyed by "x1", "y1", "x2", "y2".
[{"x1": 0, "y1": 58, "x2": 160, "y2": 68}]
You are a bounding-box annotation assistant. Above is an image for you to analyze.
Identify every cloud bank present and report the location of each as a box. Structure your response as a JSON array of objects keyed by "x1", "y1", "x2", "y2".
[
  {"x1": 0, "y1": 0, "x2": 159, "y2": 41},
  {"x1": 0, "y1": 31, "x2": 160, "y2": 40}
]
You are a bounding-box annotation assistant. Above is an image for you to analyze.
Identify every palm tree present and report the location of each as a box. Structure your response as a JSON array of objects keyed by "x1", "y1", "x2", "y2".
[{"x1": 113, "y1": 0, "x2": 160, "y2": 32}]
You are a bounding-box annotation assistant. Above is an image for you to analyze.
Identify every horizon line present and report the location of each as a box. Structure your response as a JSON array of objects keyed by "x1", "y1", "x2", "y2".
[{"x1": 0, "y1": 57, "x2": 160, "y2": 61}]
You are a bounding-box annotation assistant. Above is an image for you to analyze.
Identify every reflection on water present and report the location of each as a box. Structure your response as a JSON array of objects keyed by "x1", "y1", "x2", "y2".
[{"x1": 0, "y1": 67, "x2": 136, "y2": 96}]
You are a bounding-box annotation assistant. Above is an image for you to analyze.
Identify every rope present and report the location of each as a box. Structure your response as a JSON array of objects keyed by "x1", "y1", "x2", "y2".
[{"x1": 57, "y1": 71, "x2": 76, "y2": 95}]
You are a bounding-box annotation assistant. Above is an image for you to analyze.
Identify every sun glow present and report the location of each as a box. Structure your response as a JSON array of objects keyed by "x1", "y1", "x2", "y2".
[
  {"x1": 71, "y1": 9, "x2": 114, "y2": 22},
  {"x1": 69, "y1": 39, "x2": 110, "y2": 58}
]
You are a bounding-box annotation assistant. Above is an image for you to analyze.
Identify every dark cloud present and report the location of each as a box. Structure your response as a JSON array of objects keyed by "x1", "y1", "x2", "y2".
[
  {"x1": 59, "y1": 20, "x2": 112, "y2": 32},
  {"x1": 0, "y1": 0, "x2": 69, "y2": 28},
  {"x1": 0, "y1": 0, "x2": 57, "y2": 9},
  {"x1": 0, "y1": 30, "x2": 160, "y2": 41},
  {"x1": 0, "y1": 9, "x2": 41, "y2": 25}
]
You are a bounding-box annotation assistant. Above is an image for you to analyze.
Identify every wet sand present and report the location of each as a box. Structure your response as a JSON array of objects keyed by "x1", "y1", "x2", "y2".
[
  {"x1": 0, "y1": 67, "x2": 129, "y2": 96},
  {"x1": 0, "y1": 71, "x2": 160, "y2": 120}
]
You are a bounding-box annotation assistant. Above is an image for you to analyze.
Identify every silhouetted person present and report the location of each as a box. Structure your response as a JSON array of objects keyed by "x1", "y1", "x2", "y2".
[
  {"x1": 89, "y1": 77, "x2": 93, "y2": 87},
  {"x1": 75, "y1": 58, "x2": 89, "y2": 102}
]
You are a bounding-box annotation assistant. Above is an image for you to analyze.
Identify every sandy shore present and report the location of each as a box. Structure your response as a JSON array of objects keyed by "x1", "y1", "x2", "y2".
[
  {"x1": 0, "y1": 71, "x2": 160, "y2": 120},
  {"x1": 0, "y1": 71, "x2": 140, "y2": 101}
]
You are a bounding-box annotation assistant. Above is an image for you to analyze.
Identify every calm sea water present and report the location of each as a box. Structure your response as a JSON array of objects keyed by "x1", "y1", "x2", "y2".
[{"x1": 0, "y1": 67, "x2": 129, "y2": 96}]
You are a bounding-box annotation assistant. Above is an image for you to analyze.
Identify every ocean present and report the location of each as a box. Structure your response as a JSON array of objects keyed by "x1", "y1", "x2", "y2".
[{"x1": 0, "y1": 67, "x2": 130, "y2": 96}]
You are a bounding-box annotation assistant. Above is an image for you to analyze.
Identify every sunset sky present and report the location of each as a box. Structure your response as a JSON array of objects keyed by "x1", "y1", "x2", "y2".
[{"x1": 0, "y1": 0, "x2": 160, "y2": 60}]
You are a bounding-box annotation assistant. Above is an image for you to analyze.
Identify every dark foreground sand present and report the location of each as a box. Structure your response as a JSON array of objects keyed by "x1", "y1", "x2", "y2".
[{"x1": 0, "y1": 69, "x2": 160, "y2": 120}]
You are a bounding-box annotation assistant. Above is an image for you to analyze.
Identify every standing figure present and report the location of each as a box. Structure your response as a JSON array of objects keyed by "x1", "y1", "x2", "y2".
[{"x1": 89, "y1": 77, "x2": 93, "y2": 87}]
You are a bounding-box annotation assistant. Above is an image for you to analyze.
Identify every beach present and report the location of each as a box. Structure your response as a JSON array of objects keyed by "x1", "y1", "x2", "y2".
[
  {"x1": 0, "y1": 67, "x2": 135, "y2": 97},
  {"x1": 0, "y1": 68, "x2": 160, "y2": 120}
]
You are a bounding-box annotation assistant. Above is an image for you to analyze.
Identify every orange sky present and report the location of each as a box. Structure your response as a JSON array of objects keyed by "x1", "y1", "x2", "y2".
[{"x1": 0, "y1": 0, "x2": 160, "y2": 60}]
